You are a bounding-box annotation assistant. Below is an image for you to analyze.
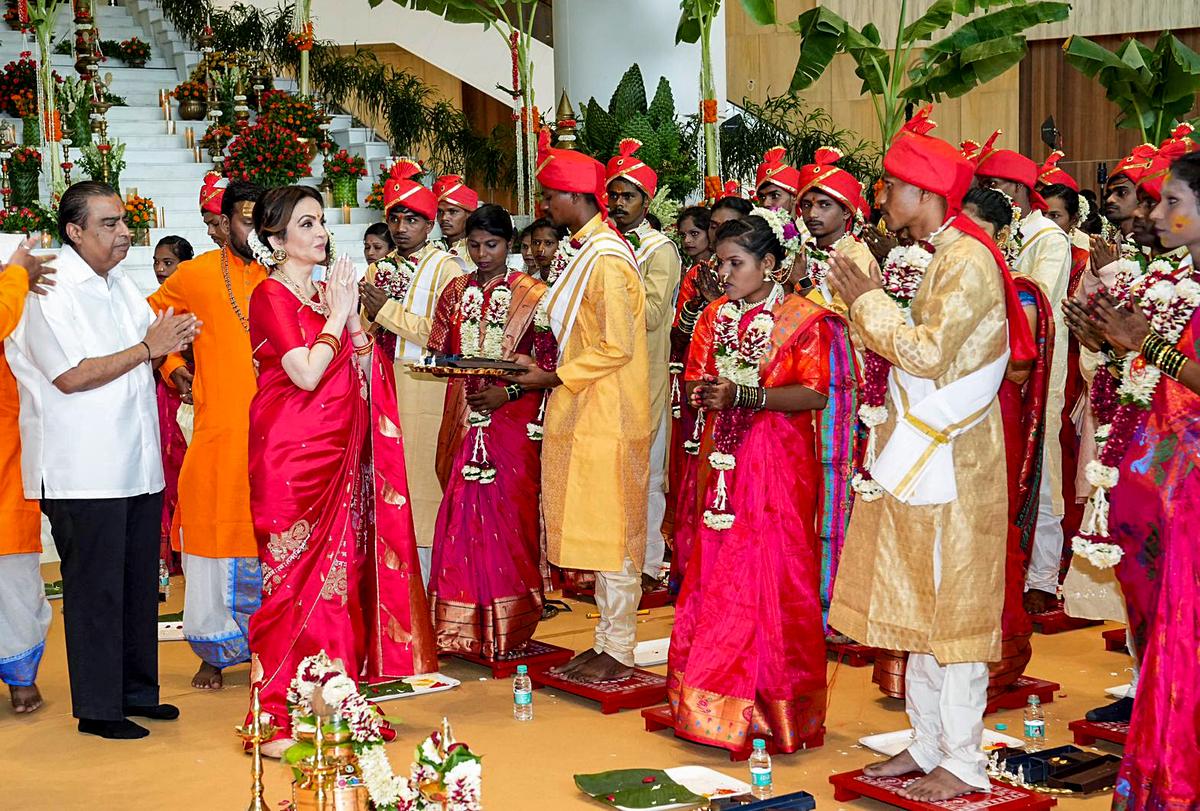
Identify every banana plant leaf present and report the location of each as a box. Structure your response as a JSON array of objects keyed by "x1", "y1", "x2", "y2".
[
  {"x1": 676, "y1": 0, "x2": 776, "y2": 45},
  {"x1": 905, "y1": 35, "x2": 1028, "y2": 100},
  {"x1": 788, "y1": 6, "x2": 890, "y2": 95},
  {"x1": 574, "y1": 769, "x2": 703, "y2": 809},
  {"x1": 914, "y1": 2, "x2": 1070, "y2": 60},
  {"x1": 901, "y1": 0, "x2": 1030, "y2": 43},
  {"x1": 370, "y1": 0, "x2": 539, "y2": 26}
]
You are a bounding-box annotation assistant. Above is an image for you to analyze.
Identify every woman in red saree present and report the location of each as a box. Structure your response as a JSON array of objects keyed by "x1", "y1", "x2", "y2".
[
  {"x1": 424, "y1": 205, "x2": 549, "y2": 658},
  {"x1": 245, "y1": 187, "x2": 437, "y2": 755},
  {"x1": 1069, "y1": 155, "x2": 1200, "y2": 811},
  {"x1": 668, "y1": 215, "x2": 839, "y2": 753}
]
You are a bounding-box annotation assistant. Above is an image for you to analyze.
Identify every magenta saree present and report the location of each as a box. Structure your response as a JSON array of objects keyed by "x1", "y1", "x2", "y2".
[
  {"x1": 246, "y1": 279, "x2": 437, "y2": 737},
  {"x1": 423, "y1": 271, "x2": 548, "y2": 658},
  {"x1": 667, "y1": 293, "x2": 833, "y2": 753},
  {"x1": 1109, "y1": 305, "x2": 1200, "y2": 811}
]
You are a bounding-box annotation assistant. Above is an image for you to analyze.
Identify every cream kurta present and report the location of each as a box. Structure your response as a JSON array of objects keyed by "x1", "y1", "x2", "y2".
[
  {"x1": 369, "y1": 243, "x2": 463, "y2": 547},
  {"x1": 1013, "y1": 209, "x2": 1072, "y2": 514},
  {"x1": 829, "y1": 228, "x2": 1008, "y2": 664},
  {"x1": 543, "y1": 215, "x2": 651, "y2": 573},
  {"x1": 630, "y1": 220, "x2": 681, "y2": 441}
]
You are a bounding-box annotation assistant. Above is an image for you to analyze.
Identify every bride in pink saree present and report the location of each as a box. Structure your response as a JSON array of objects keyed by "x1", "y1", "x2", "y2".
[
  {"x1": 669, "y1": 215, "x2": 852, "y2": 753},
  {"x1": 244, "y1": 187, "x2": 437, "y2": 753}
]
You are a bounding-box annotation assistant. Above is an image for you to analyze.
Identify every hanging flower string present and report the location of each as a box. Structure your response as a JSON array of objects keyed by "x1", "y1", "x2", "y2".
[
  {"x1": 1074, "y1": 258, "x2": 1200, "y2": 568},
  {"x1": 460, "y1": 279, "x2": 512, "y2": 485},
  {"x1": 526, "y1": 301, "x2": 559, "y2": 441},
  {"x1": 851, "y1": 219, "x2": 952, "y2": 501},
  {"x1": 701, "y1": 287, "x2": 781, "y2": 531}
]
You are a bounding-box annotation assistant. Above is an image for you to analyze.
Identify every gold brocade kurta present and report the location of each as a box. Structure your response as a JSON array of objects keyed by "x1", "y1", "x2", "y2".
[
  {"x1": 0, "y1": 263, "x2": 39, "y2": 556},
  {"x1": 829, "y1": 228, "x2": 1008, "y2": 664},
  {"x1": 369, "y1": 243, "x2": 464, "y2": 547},
  {"x1": 806, "y1": 233, "x2": 878, "y2": 316},
  {"x1": 631, "y1": 221, "x2": 682, "y2": 441},
  {"x1": 543, "y1": 215, "x2": 651, "y2": 573},
  {"x1": 1013, "y1": 209, "x2": 1072, "y2": 514}
]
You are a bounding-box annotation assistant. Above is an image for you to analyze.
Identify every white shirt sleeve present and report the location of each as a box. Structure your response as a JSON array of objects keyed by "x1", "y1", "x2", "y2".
[{"x1": 21, "y1": 293, "x2": 81, "y2": 384}]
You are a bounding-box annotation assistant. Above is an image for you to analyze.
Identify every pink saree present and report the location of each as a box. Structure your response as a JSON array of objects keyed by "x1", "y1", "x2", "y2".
[
  {"x1": 1109, "y1": 306, "x2": 1200, "y2": 811},
  {"x1": 667, "y1": 293, "x2": 832, "y2": 753},
  {"x1": 424, "y1": 271, "x2": 548, "y2": 658},
  {"x1": 246, "y1": 279, "x2": 437, "y2": 736},
  {"x1": 155, "y1": 373, "x2": 188, "y2": 574}
]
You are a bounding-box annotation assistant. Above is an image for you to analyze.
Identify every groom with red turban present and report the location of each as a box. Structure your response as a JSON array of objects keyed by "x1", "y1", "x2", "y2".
[{"x1": 509, "y1": 132, "x2": 651, "y2": 684}]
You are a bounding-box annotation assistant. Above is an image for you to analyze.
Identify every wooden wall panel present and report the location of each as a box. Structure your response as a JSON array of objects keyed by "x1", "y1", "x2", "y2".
[
  {"x1": 461, "y1": 85, "x2": 517, "y2": 211},
  {"x1": 1019, "y1": 30, "x2": 1200, "y2": 194}
]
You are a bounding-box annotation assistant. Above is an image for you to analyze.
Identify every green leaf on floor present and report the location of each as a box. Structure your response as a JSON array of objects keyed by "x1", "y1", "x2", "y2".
[
  {"x1": 358, "y1": 679, "x2": 415, "y2": 699},
  {"x1": 574, "y1": 769, "x2": 702, "y2": 808},
  {"x1": 44, "y1": 580, "x2": 63, "y2": 598},
  {"x1": 158, "y1": 611, "x2": 184, "y2": 622}
]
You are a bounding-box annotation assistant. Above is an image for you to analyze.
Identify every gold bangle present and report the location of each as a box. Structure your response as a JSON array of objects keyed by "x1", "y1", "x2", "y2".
[
  {"x1": 354, "y1": 334, "x2": 375, "y2": 356},
  {"x1": 313, "y1": 332, "x2": 341, "y2": 355}
]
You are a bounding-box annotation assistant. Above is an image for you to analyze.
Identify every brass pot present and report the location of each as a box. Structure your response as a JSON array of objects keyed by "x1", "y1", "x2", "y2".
[
  {"x1": 292, "y1": 784, "x2": 370, "y2": 811},
  {"x1": 178, "y1": 97, "x2": 207, "y2": 121}
]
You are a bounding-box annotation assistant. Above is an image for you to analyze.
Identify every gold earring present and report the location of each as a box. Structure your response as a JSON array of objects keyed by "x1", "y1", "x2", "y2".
[{"x1": 272, "y1": 248, "x2": 289, "y2": 264}]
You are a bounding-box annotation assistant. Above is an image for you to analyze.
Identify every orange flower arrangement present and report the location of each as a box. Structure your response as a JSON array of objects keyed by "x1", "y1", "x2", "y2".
[{"x1": 124, "y1": 192, "x2": 156, "y2": 230}]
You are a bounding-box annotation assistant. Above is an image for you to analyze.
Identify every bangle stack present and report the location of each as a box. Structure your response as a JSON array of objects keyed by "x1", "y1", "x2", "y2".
[
  {"x1": 1141, "y1": 332, "x2": 1189, "y2": 380},
  {"x1": 353, "y1": 334, "x2": 375, "y2": 357},
  {"x1": 733, "y1": 383, "x2": 767, "y2": 410},
  {"x1": 505, "y1": 383, "x2": 523, "y2": 402},
  {"x1": 677, "y1": 300, "x2": 704, "y2": 337},
  {"x1": 313, "y1": 332, "x2": 341, "y2": 355}
]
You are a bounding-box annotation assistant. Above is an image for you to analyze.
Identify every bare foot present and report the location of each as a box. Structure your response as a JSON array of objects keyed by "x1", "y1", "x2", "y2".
[
  {"x1": 569, "y1": 652, "x2": 633, "y2": 684},
  {"x1": 641, "y1": 573, "x2": 662, "y2": 592},
  {"x1": 863, "y1": 748, "x2": 921, "y2": 778},
  {"x1": 10, "y1": 684, "x2": 43, "y2": 714},
  {"x1": 552, "y1": 649, "x2": 599, "y2": 677},
  {"x1": 826, "y1": 632, "x2": 855, "y2": 645},
  {"x1": 191, "y1": 662, "x2": 224, "y2": 690},
  {"x1": 897, "y1": 767, "x2": 978, "y2": 802},
  {"x1": 260, "y1": 738, "x2": 297, "y2": 759},
  {"x1": 1023, "y1": 589, "x2": 1055, "y2": 615}
]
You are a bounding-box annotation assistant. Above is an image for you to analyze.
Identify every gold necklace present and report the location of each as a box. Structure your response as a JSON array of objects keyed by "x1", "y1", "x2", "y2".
[
  {"x1": 221, "y1": 248, "x2": 250, "y2": 333},
  {"x1": 271, "y1": 269, "x2": 329, "y2": 316}
]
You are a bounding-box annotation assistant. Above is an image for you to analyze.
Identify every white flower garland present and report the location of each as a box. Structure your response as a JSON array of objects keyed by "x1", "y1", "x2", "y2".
[
  {"x1": 458, "y1": 279, "x2": 512, "y2": 486},
  {"x1": 249, "y1": 230, "x2": 278, "y2": 267},
  {"x1": 546, "y1": 236, "x2": 583, "y2": 284},
  {"x1": 373, "y1": 254, "x2": 418, "y2": 302},
  {"x1": 750, "y1": 205, "x2": 803, "y2": 273},
  {"x1": 702, "y1": 287, "x2": 780, "y2": 531}
]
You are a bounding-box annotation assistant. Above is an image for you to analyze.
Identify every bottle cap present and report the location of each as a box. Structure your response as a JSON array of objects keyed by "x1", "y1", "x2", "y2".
[
  {"x1": 516, "y1": 664, "x2": 528, "y2": 674},
  {"x1": 995, "y1": 724, "x2": 1008, "y2": 731},
  {"x1": 1028, "y1": 695, "x2": 1041, "y2": 705},
  {"x1": 752, "y1": 738, "x2": 766, "y2": 750}
]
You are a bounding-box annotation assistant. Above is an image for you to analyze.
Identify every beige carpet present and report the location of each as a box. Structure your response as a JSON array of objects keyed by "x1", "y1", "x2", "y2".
[{"x1": 5, "y1": 567, "x2": 1126, "y2": 810}]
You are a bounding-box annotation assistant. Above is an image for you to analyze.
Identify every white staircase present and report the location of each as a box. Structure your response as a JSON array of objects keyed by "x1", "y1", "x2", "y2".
[{"x1": 1, "y1": 0, "x2": 393, "y2": 291}]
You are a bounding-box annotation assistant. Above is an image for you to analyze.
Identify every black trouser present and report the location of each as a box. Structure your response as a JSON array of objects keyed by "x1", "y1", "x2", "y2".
[{"x1": 41, "y1": 491, "x2": 163, "y2": 721}]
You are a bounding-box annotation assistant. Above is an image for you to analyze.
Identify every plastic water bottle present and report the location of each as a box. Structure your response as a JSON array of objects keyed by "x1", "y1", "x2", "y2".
[
  {"x1": 749, "y1": 738, "x2": 773, "y2": 799},
  {"x1": 513, "y1": 664, "x2": 533, "y2": 721},
  {"x1": 1023, "y1": 695, "x2": 1045, "y2": 751},
  {"x1": 158, "y1": 561, "x2": 171, "y2": 602}
]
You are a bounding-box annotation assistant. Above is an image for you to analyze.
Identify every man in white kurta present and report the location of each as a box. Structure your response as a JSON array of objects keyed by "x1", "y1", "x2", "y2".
[
  {"x1": 358, "y1": 161, "x2": 463, "y2": 582},
  {"x1": 976, "y1": 148, "x2": 1072, "y2": 613},
  {"x1": 606, "y1": 139, "x2": 681, "y2": 586}
]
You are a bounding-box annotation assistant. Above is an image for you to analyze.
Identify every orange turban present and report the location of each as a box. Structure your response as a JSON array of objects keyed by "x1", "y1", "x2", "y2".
[
  {"x1": 605, "y1": 138, "x2": 658, "y2": 199},
  {"x1": 199, "y1": 171, "x2": 226, "y2": 215},
  {"x1": 383, "y1": 159, "x2": 437, "y2": 221}
]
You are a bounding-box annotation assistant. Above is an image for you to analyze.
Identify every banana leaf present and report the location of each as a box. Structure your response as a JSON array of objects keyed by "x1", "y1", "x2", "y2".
[
  {"x1": 902, "y1": 0, "x2": 1027, "y2": 44},
  {"x1": 371, "y1": 0, "x2": 539, "y2": 27},
  {"x1": 788, "y1": 6, "x2": 890, "y2": 95},
  {"x1": 915, "y1": 2, "x2": 1070, "y2": 59},
  {"x1": 574, "y1": 769, "x2": 702, "y2": 809},
  {"x1": 676, "y1": 0, "x2": 776, "y2": 45},
  {"x1": 905, "y1": 35, "x2": 1028, "y2": 100}
]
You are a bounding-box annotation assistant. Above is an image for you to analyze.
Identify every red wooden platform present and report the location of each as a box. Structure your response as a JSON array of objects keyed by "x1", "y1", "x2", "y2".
[
  {"x1": 829, "y1": 769, "x2": 1056, "y2": 811},
  {"x1": 561, "y1": 582, "x2": 674, "y2": 610},
  {"x1": 449, "y1": 640, "x2": 574, "y2": 679},
  {"x1": 1102, "y1": 628, "x2": 1128, "y2": 653},
  {"x1": 528, "y1": 667, "x2": 666, "y2": 714},
  {"x1": 640, "y1": 704, "x2": 824, "y2": 762},
  {"x1": 1030, "y1": 600, "x2": 1102, "y2": 634},
  {"x1": 1069, "y1": 719, "x2": 1129, "y2": 747},
  {"x1": 827, "y1": 640, "x2": 878, "y2": 667},
  {"x1": 986, "y1": 676, "x2": 1060, "y2": 714}
]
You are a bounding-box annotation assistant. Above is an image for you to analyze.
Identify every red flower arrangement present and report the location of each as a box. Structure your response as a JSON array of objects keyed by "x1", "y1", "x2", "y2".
[
  {"x1": 9, "y1": 145, "x2": 41, "y2": 168},
  {"x1": 199, "y1": 122, "x2": 234, "y2": 155},
  {"x1": 116, "y1": 37, "x2": 150, "y2": 66},
  {"x1": 286, "y1": 21, "x2": 315, "y2": 52},
  {"x1": 323, "y1": 149, "x2": 366, "y2": 181},
  {"x1": 0, "y1": 206, "x2": 52, "y2": 235},
  {"x1": 172, "y1": 80, "x2": 208, "y2": 103},
  {"x1": 0, "y1": 54, "x2": 38, "y2": 118},
  {"x1": 3, "y1": 0, "x2": 29, "y2": 33},
  {"x1": 223, "y1": 121, "x2": 313, "y2": 188},
  {"x1": 257, "y1": 89, "x2": 326, "y2": 141}
]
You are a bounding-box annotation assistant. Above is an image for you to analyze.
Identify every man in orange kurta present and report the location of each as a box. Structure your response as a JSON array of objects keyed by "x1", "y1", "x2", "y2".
[
  {"x1": 149, "y1": 181, "x2": 265, "y2": 690},
  {"x1": 0, "y1": 238, "x2": 54, "y2": 713}
]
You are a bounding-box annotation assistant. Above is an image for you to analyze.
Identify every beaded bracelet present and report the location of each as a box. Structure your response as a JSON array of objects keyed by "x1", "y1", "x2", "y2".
[
  {"x1": 505, "y1": 383, "x2": 523, "y2": 401},
  {"x1": 313, "y1": 332, "x2": 341, "y2": 355}
]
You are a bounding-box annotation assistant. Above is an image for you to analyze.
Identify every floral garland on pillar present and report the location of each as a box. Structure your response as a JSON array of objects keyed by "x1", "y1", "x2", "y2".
[
  {"x1": 851, "y1": 219, "x2": 953, "y2": 501},
  {"x1": 1073, "y1": 257, "x2": 1200, "y2": 568},
  {"x1": 459, "y1": 278, "x2": 511, "y2": 484}
]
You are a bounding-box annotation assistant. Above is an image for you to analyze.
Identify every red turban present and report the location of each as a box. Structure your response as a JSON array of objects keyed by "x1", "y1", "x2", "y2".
[
  {"x1": 797, "y1": 146, "x2": 864, "y2": 225},
  {"x1": 976, "y1": 144, "x2": 1047, "y2": 210},
  {"x1": 755, "y1": 146, "x2": 801, "y2": 197},
  {"x1": 199, "y1": 170, "x2": 226, "y2": 215},
  {"x1": 605, "y1": 138, "x2": 658, "y2": 199},
  {"x1": 882, "y1": 106, "x2": 974, "y2": 213},
  {"x1": 1111, "y1": 144, "x2": 1159, "y2": 186},
  {"x1": 717, "y1": 180, "x2": 743, "y2": 200},
  {"x1": 432, "y1": 174, "x2": 480, "y2": 211},
  {"x1": 1037, "y1": 150, "x2": 1079, "y2": 192},
  {"x1": 383, "y1": 159, "x2": 437, "y2": 221},
  {"x1": 1138, "y1": 125, "x2": 1197, "y2": 202},
  {"x1": 535, "y1": 129, "x2": 609, "y2": 219}
]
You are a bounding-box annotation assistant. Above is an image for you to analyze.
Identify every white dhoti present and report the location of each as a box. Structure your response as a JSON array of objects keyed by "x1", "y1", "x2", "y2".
[
  {"x1": 642, "y1": 410, "x2": 669, "y2": 579},
  {"x1": 181, "y1": 553, "x2": 260, "y2": 668},
  {"x1": 593, "y1": 555, "x2": 642, "y2": 667},
  {"x1": 1025, "y1": 449, "x2": 1064, "y2": 594},
  {"x1": 0, "y1": 553, "x2": 52, "y2": 686},
  {"x1": 903, "y1": 527, "x2": 990, "y2": 790}
]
